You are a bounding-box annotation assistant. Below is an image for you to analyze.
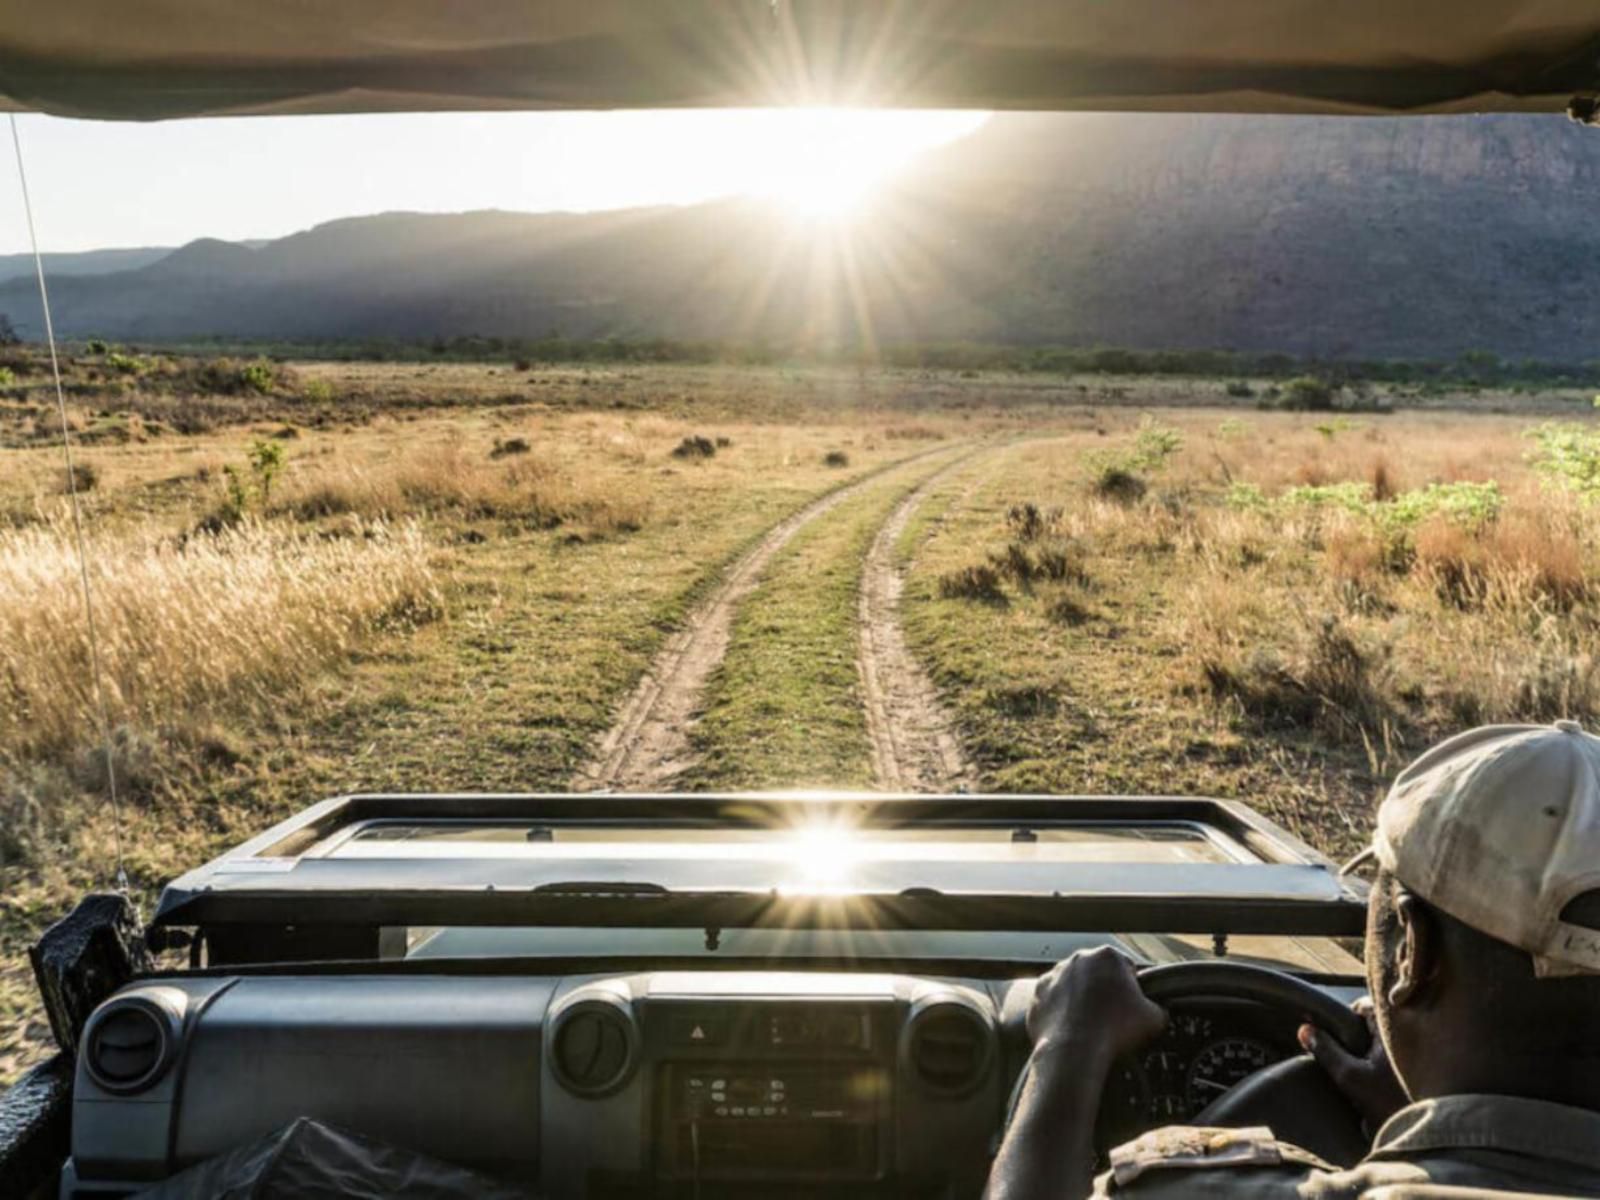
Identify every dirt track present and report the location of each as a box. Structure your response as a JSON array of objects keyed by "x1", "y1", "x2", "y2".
[
  {"x1": 574, "y1": 446, "x2": 962, "y2": 791},
  {"x1": 857, "y1": 450, "x2": 983, "y2": 792}
]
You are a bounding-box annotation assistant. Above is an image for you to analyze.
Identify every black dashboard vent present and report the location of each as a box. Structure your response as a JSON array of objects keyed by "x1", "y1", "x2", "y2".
[
  {"x1": 907, "y1": 1003, "x2": 992, "y2": 1095},
  {"x1": 85, "y1": 1001, "x2": 174, "y2": 1094},
  {"x1": 550, "y1": 1000, "x2": 637, "y2": 1097}
]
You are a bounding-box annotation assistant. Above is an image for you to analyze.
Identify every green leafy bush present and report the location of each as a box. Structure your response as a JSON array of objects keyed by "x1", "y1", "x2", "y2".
[
  {"x1": 1278, "y1": 376, "x2": 1337, "y2": 411},
  {"x1": 1087, "y1": 417, "x2": 1183, "y2": 498},
  {"x1": 1381, "y1": 481, "x2": 1503, "y2": 532},
  {"x1": 1529, "y1": 423, "x2": 1600, "y2": 500},
  {"x1": 1225, "y1": 483, "x2": 1270, "y2": 511},
  {"x1": 1279, "y1": 482, "x2": 1373, "y2": 514}
]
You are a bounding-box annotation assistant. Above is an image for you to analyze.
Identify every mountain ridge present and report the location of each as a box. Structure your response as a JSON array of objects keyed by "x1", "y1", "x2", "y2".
[{"x1": 1, "y1": 114, "x2": 1595, "y2": 361}]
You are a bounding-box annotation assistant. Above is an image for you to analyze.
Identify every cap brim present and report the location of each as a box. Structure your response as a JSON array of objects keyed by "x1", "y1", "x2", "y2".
[{"x1": 1339, "y1": 845, "x2": 1378, "y2": 875}]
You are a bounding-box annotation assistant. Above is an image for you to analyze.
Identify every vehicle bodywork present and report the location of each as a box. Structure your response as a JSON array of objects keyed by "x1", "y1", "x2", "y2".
[{"x1": 4, "y1": 793, "x2": 1372, "y2": 1197}]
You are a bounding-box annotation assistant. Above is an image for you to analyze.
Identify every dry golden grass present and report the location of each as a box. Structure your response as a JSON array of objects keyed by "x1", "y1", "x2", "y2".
[
  {"x1": 273, "y1": 440, "x2": 650, "y2": 533},
  {"x1": 0, "y1": 517, "x2": 441, "y2": 771}
]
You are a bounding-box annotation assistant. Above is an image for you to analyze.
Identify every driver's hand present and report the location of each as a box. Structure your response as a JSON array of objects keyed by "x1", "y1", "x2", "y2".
[
  {"x1": 1298, "y1": 999, "x2": 1407, "y2": 1132},
  {"x1": 1027, "y1": 946, "x2": 1166, "y2": 1060}
]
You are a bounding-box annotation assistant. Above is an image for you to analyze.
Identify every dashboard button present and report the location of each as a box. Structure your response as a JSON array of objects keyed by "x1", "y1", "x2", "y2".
[{"x1": 668, "y1": 1015, "x2": 729, "y2": 1046}]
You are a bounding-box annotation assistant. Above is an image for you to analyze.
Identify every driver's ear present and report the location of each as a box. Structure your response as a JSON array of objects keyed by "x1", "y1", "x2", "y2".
[{"x1": 1387, "y1": 891, "x2": 1440, "y2": 1009}]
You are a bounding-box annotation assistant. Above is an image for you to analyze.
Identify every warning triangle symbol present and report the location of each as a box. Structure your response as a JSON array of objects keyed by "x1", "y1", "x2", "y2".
[{"x1": 690, "y1": 1025, "x2": 706, "y2": 1041}]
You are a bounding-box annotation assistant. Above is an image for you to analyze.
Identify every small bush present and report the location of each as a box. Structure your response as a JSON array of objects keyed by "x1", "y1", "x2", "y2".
[
  {"x1": 0, "y1": 366, "x2": 15, "y2": 387},
  {"x1": 1225, "y1": 380, "x2": 1254, "y2": 398},
  {"x1": 1045, "y1": 591, "x2": 1095, "y2": 625},
  {"x1": 1278, "y1": 376, "x2": 1338, "y2": 411},
  {"x1": 823, "y1": 449, "x2": 850, "y2": 468},
  {"x1": 300, "y1": 379, "x2": 337, "y2": 404},
  {"x1": 939, "y1": 564, "x2": 1007, "y2": 603},
  {"x1": 1006, "y1": 502, "x2": 1063, "y2": 541},
  {"x1": 84, "y1": 338, "x2": 109, "y2": 355},
  {"x1": 715, "y1": 435, "x2": 733, "y2": 449},
  {"x1": 490, "y1": 436, "x2": 532, "y2": 459},
  {"x1": 672, "y1": 435, "x2": 717, "y2": 460},
  {"x1": 1529, "y1": 424, "x2": 1600, "y2": 500},
  {"x1": 58, "y1": 462, "x2": 98, "y2": 493},
  {"x1": 989, "y1": 539, "x2": 1088, "y2": 587},
  {"x1": 1094, "y1": 468, "x2": 1147, "y2": 504}
]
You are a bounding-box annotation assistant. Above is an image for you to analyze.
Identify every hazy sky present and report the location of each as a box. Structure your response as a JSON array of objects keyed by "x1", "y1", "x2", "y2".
[{"x1": 0, "y1": 109, "x2": 987, "y2": 255}]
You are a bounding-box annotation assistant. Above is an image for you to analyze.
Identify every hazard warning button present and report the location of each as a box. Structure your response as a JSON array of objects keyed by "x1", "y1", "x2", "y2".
[{"x1": 667, "y1": 1014, "x2": 729, "y2": 1046}]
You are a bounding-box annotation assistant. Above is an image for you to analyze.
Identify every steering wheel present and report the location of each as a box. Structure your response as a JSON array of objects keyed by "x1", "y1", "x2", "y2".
[{"x1": 1004, "y1": 961, "x2": 1372, "y2": 1168}]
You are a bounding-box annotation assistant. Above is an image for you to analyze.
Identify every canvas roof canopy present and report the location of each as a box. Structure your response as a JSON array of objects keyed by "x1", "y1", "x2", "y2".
[{"x1": 0, "y1": 0, "x2": 1597, "y2": 121}]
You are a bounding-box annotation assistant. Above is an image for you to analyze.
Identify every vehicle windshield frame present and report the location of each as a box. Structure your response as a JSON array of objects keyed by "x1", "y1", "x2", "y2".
[{"x1": 150, "y1": 792, "x2": 1369, "y2": 942}]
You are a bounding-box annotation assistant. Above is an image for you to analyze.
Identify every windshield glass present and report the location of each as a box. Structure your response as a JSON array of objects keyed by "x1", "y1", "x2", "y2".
[
  {"x1": 334, "y1": 821, "x2": 1238, "y2": 863},
  {"x1": 4, "y1": 105, "x2": 1597, "y2": 1089}
]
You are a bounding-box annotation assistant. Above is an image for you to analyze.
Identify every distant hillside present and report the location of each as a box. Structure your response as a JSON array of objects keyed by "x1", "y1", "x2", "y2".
[
  {"x1": 0, "y1": 245, "x2": 172, "y2": 284},
  {"x1": 1, "y1": 114, "x2": 1596, "y2": 361}
]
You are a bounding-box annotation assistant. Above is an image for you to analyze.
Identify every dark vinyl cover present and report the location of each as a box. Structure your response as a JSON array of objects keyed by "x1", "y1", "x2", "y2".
[
  {"x1": 131, "y1": 1118, "x2": 531, "y2": 1200},
  {"x1": 0, "y1": 1, "x2": 1598, "y2": 120}
]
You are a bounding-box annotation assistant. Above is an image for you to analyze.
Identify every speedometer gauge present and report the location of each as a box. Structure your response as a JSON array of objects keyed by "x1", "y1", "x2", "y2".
[{"x1": 1185, "y1": 1037, "x2": 1272, "y2": 1113}]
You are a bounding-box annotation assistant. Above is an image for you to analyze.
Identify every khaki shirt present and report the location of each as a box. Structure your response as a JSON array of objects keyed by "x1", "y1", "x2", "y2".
[{"x1": 1092, "y1": 1095, "x2": 1600, "y2": 1198}]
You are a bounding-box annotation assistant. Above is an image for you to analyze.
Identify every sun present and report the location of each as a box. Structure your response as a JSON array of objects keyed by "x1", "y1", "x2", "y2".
[{"x1": 742, "y1": 108, "x2": 985, "y2": 222}]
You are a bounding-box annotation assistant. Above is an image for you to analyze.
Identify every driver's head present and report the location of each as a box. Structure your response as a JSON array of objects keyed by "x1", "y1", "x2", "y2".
[{"x1": 1351, "y1": 721, "x2": 1600, "y2": 1108}]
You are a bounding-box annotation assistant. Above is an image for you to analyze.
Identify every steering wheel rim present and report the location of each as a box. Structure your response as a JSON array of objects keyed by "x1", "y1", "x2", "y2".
[
  {"x1": 1001, "y1": 960, "x2": 1370, "y2": 1152},
  {"x1": 1137, "y1": 961, "x2": 1370, "y2": 1055}
]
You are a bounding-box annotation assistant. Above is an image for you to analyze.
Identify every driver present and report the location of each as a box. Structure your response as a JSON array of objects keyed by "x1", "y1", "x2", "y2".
[{"x1": 987, "y1": 721, "x2": 1600, "y2": 1199}]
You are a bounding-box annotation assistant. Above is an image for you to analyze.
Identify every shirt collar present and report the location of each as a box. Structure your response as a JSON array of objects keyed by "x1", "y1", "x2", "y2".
[{"x1": 1371, "y1": 1094, "x2": 1600, "y2": 1172}]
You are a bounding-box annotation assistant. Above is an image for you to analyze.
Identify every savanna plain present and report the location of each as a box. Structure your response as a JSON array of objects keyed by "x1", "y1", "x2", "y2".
[{"x1": 5, "y1": 351, "x2": 1600, "y2": 1083}]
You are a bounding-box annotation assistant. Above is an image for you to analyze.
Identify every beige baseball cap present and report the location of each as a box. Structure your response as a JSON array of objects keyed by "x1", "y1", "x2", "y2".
[{"x1": 1344, "y1": 720, "x2": 1600, "y2": 977}]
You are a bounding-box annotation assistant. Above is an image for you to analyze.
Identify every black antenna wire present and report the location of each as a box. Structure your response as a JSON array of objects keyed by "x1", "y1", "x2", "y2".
[{"x1": 8, "y1": 113, "x2": 129, "y2": 893}]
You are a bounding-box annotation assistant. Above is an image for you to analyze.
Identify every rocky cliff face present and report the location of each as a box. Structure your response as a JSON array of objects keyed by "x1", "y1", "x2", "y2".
[{"x1": 1, "y1": 114, "x2": 1595, "y2": 361}]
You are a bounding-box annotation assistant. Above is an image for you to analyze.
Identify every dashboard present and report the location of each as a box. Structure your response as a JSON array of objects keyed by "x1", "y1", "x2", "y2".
[
  {"x1": 1098, "y1": 1000, "x2": 1303, "y2": 1149},
  {"x1": 63, "y1": 969, "x2": 1336, "y2": 1199}
]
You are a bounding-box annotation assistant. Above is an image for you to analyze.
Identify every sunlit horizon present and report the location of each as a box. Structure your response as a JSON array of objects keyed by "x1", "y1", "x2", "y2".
[{"x1": 0, "y1": 108, "x2": 988, "y2": 255}]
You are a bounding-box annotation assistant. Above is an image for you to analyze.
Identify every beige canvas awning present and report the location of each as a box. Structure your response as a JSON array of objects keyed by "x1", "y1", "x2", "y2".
[{"x1": 0, "y1": 1, "x2": 1597, "y2": 121}]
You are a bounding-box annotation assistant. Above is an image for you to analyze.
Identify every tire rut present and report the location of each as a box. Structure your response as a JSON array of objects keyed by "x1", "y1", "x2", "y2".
[
  {"x1": 574, "y1": 446, "x2": 961, "y2": 792},
  {"x1": 857, "y1": 448, "x2": 988, "y2": 792}
]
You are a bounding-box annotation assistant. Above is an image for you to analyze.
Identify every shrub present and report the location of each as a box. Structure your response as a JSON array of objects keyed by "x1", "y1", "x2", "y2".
[
  {"x1": 714, "y1": 435, "x2": 732, "y2": 448},
  {"x1": 1278, "y1": 376, "x2": 1338, "y2": 411},
  {"x1": 58, "y1": 462, "x2": 98, "y2": 493},
  {"x1": 248, "y1": 439, "x2": 285, "y2": 505},
  {"x1": 84, "y1": 338, "x2": 109, "y2": 355},
  {"x1": 823, "y1": 449, "x2": 850, "y2": 467},
  {"x1": 490, "y1": 436, "x2": 532, "y2": 459},
  {"x1": 939, "y1": 564, "x2": 1007, "y2": 603},
  {"x1": 671, "y1": 435, "x2": 717, "y2": 460},
  {"x1": 989, "y1": 540, "x2": 1087, "y2": 587},
  {"x1": 184, "y1": 356, "x2": 295, "y2": 397},
  {"x1": 0, "y1": 366, "x2": 15, "y2": 387},
  {"x1": 1225, "y1": 381, "x2": 1254, "y2": 398},
  {"x1": 300, "y1": 378, "x2": 337, "y2": 404},
  {"x1": 1280, "y1": 482, "x2": 1374, "y2": 514},
  {"x1": 1200, "y1": 613, "x2": 1394, "y2": 744},
  {"x1": 1005, "y1": 501, "x2": 1063, "y2": 541},
  {"x1": 1045, "y1": 591, "x2": 1095, "y2": 625},
  {"x1": 1094, "y1": 468, "x2": 1147, "y2": 504},
  {"x1": 105, "y1": 351, "x2": 148, "y2": 375},
  {"x1": 1381, "y1": 481, "x2": 1503, "y2": 534},
  {"x1": 1529, "y1": 423, "x2": 1600, "y2": 500},
  {"x1": 1225, "y1": 483, "x2": 1269, "y2": 512},
  {"x1": 1086, "y1": 417, "x2": 1181, "y2": 501}
]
